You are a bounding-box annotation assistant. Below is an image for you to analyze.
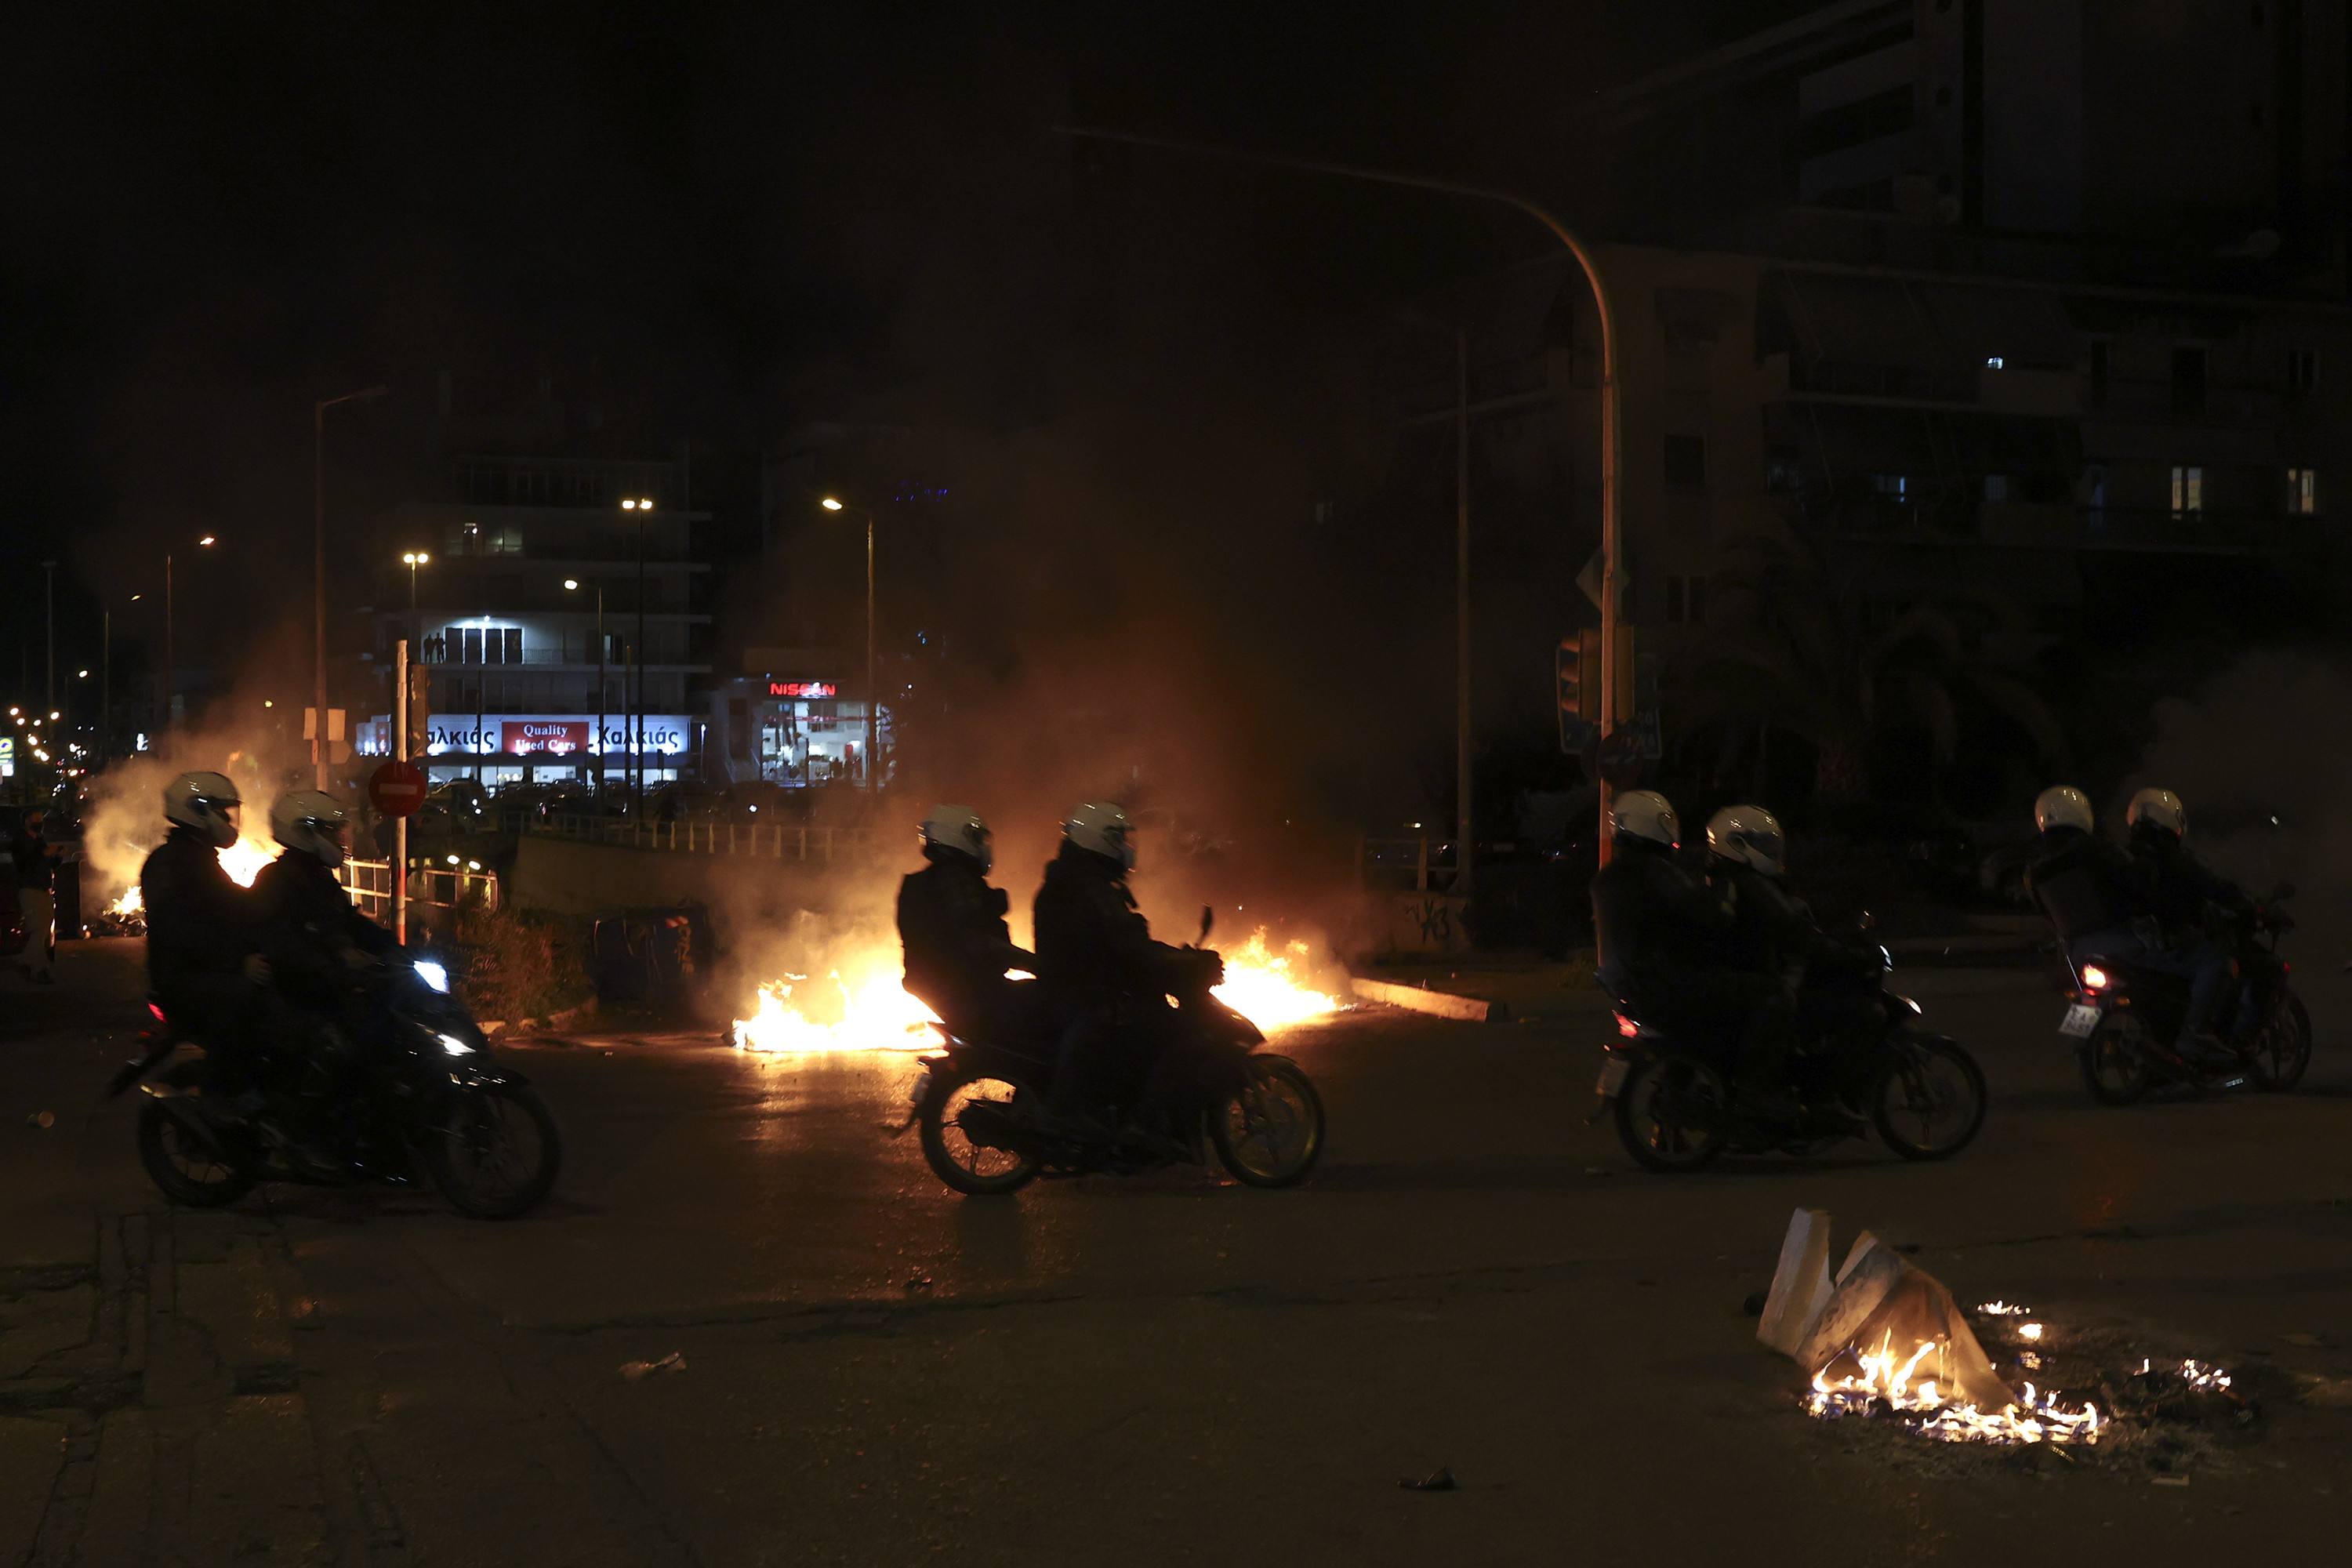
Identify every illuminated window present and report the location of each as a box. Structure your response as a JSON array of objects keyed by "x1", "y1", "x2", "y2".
[
  {"x1": 2171, "y1": 465, "x2": 2204, "y2": 516},
  {"x1": 2287, "y1": 466, "x2": 2320, "y2": 515}
]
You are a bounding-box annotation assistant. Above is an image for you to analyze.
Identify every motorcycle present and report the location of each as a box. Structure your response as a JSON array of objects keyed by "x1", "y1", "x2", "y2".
[
  {"x1": 2058, "y1": 884, "x2": 2310, "y2": 1103},
  {"x1": 107, "y1": 955, "x2": 564, "y2": 1219},
  {"x1": 909, "y1": 909, "x2": 1326, "y2": 1195},
  {"x1": 1595, "y1": 953, "x2": 1987, "y2": 1173}
]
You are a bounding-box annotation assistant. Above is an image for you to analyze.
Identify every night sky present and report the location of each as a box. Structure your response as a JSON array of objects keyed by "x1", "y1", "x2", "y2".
[{"x1": 0, "y1": 2, "x2": 1817, "y2": 819}]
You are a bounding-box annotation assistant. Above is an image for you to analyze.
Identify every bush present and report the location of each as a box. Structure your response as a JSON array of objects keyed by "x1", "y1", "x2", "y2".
[{"x1": 450, "y1": 903, "x2": 593, "y2": 1023}]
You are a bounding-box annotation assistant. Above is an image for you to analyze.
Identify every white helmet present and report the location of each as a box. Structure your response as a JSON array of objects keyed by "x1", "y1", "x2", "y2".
[
  {"x1": 1063, "y1": 800, "x2": 1136, "y2": 869},
  {"x1": 1705, "y1": 804, "x2": 1785, "y2": 876},
  {"x1": 271, "y1": 789, "x2": 349, "y2": 867},
  {"x1": 2034, "y1": 785, "x2": 2094, "y2": 834},
  {"x1": 918, "y1": 802, "x2": 993, "y2": 871},
  {"x1": 164, "y1": 771, "x2": 241, "y2": 849},
  {"x1": 1610, "y1": 789, "x2": 1680, "y2": 849},
  {"x1": 2126, "y1": 787, "x2": 2186, "y2": 837}
]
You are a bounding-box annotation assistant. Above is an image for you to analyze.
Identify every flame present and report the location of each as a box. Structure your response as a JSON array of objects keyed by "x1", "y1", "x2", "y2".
[
  {"x1": 219, "y1": 830, "x2": 278, "y2": 888},
  {"x1": 729, "y1": 925, "x2": 1340, "y2": 1057},
  {"x1": 1212, "y1": 929, "x2": 1341, "y2": 1029},
  {"x1": 1805, "y1": 1330, "x2": 2103, "y2": 1445},
  {"x1": 107, "y1": 883, "x2": 145, "y2": 919},
  {"x1": 733, "y1": 964, "x2": 940, "y2": 1054}
]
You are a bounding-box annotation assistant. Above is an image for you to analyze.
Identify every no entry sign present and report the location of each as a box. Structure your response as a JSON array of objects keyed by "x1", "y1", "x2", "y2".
[{"x1": 368, "y1": 760, "x2": 428, "y2": 818}]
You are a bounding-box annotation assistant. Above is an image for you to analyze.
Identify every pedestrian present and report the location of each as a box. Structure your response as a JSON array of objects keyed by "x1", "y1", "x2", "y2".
[{"x1": 13, "y1": 809, "x2": 57, "y2": 983}]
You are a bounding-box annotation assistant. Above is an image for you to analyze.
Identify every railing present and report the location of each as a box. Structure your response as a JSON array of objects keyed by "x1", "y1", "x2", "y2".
[
  {"x1": 524, "y1": 815, "x2": 876, "y2": 862},
  {"x1": 1357, "y1": 838, "x2": 1465, "y2": 893},
  {"x1": 339, "y1": 858, "x2": 501, "y2": 923}
]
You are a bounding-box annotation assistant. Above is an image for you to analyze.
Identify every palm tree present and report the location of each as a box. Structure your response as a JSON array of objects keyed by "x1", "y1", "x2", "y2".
[{"x1": 1664, "y1": 523, "x2": 2067, "y2": 808}]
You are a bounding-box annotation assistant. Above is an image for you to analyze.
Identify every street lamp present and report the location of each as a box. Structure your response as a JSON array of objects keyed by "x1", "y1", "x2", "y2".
[
  {"x1": 163, "y1": 535, "x2": 218, "y2": 729},
  {"x1": 619, "y1": 497, "x2": 655, "y2": 803},
  {"x1": 316, "y1": 384, "x2": 390, "y2": 788},
  {"x1": 564, "y1": 577, "x2": 606, "y2": 800},
  {"x1": 820, "y1": 496, "x2": 878, "y2": 793},
  {"x1": 1055, "y1": 124, "x2": 1624, "y2": 860}
]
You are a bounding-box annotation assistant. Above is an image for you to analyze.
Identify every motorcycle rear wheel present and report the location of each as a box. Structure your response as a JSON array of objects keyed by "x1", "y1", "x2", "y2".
[
  {"x1": 426, "y1": 1083, "x2": 562, "y2": 1219},
  {"x1": 2247, "y1": 992, "x2": 2313, "y2": 1092},
  {"x1": 136, "y1": 1100, "x2": 256, "y2": 1208},
  {"x1": 1613, "y1": 1055, "x2": 1730, "y2": 1173},
  {"x1": 1872, "y1": 1037, "x2": 1986, "y2": 1160},
  {"x1": 918, "y1": 1069, "x2": 1039, "y2": 1196},
  {"x1": 2079, "y1": 1018, "x2": 2152, "y2": 1105},
  {"x1": 1210, "y1": 1054, "x2": 1324, "y2": 1188}
]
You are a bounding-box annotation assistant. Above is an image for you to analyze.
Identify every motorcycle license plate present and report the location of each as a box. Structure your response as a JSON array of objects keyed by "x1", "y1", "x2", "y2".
[
  {"x1": 1595, "y1": 1057, "x2": 1631, "y2": 1098},
  {"x1": 2058, "y1": 1003, "x2": 2103, "y2": 1040}
]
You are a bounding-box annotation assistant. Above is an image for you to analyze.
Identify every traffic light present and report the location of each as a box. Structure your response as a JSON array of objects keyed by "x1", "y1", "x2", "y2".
[{"x1": 1557, "y1": 626, "x2": 1635, "y2": 752}]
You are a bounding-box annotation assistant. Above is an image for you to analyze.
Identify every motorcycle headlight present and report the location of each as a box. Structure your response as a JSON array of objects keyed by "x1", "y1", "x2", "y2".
[
  {"x1": 437, "y1": 1031, "x2": 474, "y2": 1057},
  {"x1": 414, "y1": 960, "x2": 450, "y2": 994}
]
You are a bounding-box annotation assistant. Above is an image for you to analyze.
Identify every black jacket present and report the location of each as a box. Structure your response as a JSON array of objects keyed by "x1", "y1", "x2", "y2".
[
  {"x1": 253, "y1": 850, "x2": 396, "y2": 1007},
  {"x1": 1590, "y1": 837, "x2": 1733, "y2": 990},
  {"x1": 1710, "y1": 862, "x2": 1867, "y2": 980},
  {"x1": 1031, "y1": 843, "x2": 1185, "y2": 1007},
  {"x1": 140, "y1": 826, "x2": 257, "y2": 1000},
  {"x1": 896, "y1": 851, "x2": 1034, "y2": 1025},
  {"x1": 2128, "y1": 827, "x2": 2252, "y2": 936},
  {"x1": 2024, "y1": 825, "x2": 2145, "y2": 940}
]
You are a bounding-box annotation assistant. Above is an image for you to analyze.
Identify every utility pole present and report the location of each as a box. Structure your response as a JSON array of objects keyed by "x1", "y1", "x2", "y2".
[
  {"x1": 1454, "y1": 329, "x2": 1472, "y2": 894},
  {"x1": 1054, "y1": 125, "x2": 1623, "y2": 860},
  {"x1": 394, "y1": 635, "x2": 409, "y2": 944},
  {"x1": 315, "y1": 386, "x2": 390, "y2": 789},
  {"x1": 865, "y1": 508, "x2": 877, "y2": 793},
  {"x1": 41, "y1": 561, "x2": 56, "y2": 718},
  {"x1": 100, "y1": 604, "x2": 110, "y2": 765}
]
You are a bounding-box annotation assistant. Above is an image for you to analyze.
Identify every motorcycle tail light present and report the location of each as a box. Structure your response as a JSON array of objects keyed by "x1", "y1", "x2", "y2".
[
  {"x1": 148, "y1": 1002, "x2": 165, "y2": 1022},
  {"x1": 2080, "y1": 964, "x2": 2111, "y2": 992},
  {"x1": 1614, "y1": 1013, "x2": 1639, "y2": 1038}
]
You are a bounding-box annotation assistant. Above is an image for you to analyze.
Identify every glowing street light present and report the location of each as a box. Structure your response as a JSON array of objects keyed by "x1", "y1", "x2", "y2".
[
  {"x1": 818, "y1": 496, "x2": 879, "y2": 791},
  {"x1": 821, "y1": 497, "x2": 844, "y2": 511}
]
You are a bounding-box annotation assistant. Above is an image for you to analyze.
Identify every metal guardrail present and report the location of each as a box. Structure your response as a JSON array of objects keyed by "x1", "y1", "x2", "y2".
[
  {"x1": 339, "y1": 858, "x2": 500, "y2": 922},
  {"x1": 523, "y1": 815, "x2": 876, "y2": 862},
  {"x1": 1357, "y1": 837, "x2": 1464, "y2": 893}
]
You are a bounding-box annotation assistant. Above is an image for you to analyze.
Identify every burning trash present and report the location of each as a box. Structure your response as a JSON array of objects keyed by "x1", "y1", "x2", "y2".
[
  {"x1": 1759, "y1": 1207, "x2": 2249, "y2": 1451},
  {"x1": 729, "y1": 924, "x2": 1341, "y2": 1056}
]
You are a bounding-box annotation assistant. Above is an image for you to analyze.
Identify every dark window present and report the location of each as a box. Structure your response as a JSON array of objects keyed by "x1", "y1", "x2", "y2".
[
  {"x1": 501, "y1": 628, "x2": 522, "y2": 664},
  {"x1": 2288, "y1": 346, "x2": 2319, "y2": 391},
  {"x1": 460, "y1": 627, "x2": 482, "y2": 664},
  {"x1": 1766, "y1": 445, "x2": 1803, "y2": 492},
  {"x1": 1664, "y1": 575, "x2": 1686, "y2": 622},
  {"x1": 1664, "y1": 434, "x2": 1707, "y2": 488},
  {"x1": 2171, "y1": 347, "x2": 2207, "y2": 414},
  {"x1": 2089, "y1": 340, "x2": 2109, "y2": 408},
  {"x1": 1687, "y1": 575, "x2": 1707, "y2": 624},
  {"x1": 1798, "y1": 83, "x2": 1916, "y2": 159}
]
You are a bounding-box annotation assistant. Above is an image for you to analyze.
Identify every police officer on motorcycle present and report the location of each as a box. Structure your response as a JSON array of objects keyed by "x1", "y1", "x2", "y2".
[
  {"x1": 1591, "y1": 789, "x2": 1800, "y2": 1120},
  {"x1": 253, "y1": 791, "x2": 398, "y2": 1013},
  {"x1": 2124, "y1": 788, "x2": 2253, "y2": 1047},
  {"x1": 139, "y1": 772, "x2": 272, "y2": 1100},
  {"x1": 2027, "y1": 785, "x2": 2219, "y2": 1061},
  {"x1": 1033, "y1": 800, "x2": 1207, "y2": 1148},
  {"x1": 896, "y1": 804, "x2": 1036, "y2": 1041},
  {"x1": 1704, "y1": 804, "x2": 1884, "y2": 1105}
]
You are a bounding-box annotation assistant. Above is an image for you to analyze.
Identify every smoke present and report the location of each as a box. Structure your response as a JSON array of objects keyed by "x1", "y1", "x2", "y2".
[{"x1": 2127, "y1": 650, "x2": 2352, "y2": 1065}]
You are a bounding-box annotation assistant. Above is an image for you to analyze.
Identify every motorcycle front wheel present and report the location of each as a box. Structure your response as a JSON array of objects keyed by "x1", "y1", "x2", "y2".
[
  {"x1": 918, "y1": 1069, "x2": 1039, "y2": 1196},
  {"x1": 1210, "y1": 1054, "x2": 1325, "y2": 1188},
  {"x1": 136, "y1": 1099, "x2": 257, "y2": 1207},
  {"x1": 1613, "y1": 1055, "x2": 1730, "y2": 1173},
  {"x1": 2247, "y1": 992, "x2": 2313, "y2": 1092},
  {"x1": 2079, "y1": 1018, "x2": 2152, "y2": 1105},
  {"x1": 1872, "y1": 1036, "x2": 1987, "y2": 1160},
  {"x1": 426, "y1": 1083, "x2": 562, "y2": 1219}
]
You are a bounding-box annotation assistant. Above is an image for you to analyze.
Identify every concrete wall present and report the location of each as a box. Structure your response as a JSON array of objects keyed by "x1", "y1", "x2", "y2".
[{"x1": 506, "y1": 834, "x2": 861, "y2": 920}]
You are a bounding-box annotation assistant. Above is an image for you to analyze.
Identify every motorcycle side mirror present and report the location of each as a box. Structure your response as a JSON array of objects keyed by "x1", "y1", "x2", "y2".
[
  {"x1": 1853, "y1": 909, "x2": 1879, "y2": 935},
  {"x1": 1199, "y1": 905, "x2": 1215, "y2": 942},
  {"x1": 2269, "y1": 880, "x2": 2296, "y2": 902}
]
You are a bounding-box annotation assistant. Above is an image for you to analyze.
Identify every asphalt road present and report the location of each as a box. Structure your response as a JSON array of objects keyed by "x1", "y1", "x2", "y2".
[{"x1": 5, "y1": 938, "x2": 2352, "y2": 1566}]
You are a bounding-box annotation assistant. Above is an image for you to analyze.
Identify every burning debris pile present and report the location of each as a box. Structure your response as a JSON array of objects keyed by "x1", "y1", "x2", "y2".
[
  {"x1": 730, "y1": 925, "x2": 1341, "y2": 1055},
  {"x1": 1759, "y1": 1210, "x2": 2258, "y2": 1465}
]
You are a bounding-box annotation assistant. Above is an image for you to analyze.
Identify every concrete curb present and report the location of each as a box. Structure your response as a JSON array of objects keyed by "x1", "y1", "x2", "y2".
[{"x1": 1348, "y1": 978, "x2": 1509, "y2": 1022}]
